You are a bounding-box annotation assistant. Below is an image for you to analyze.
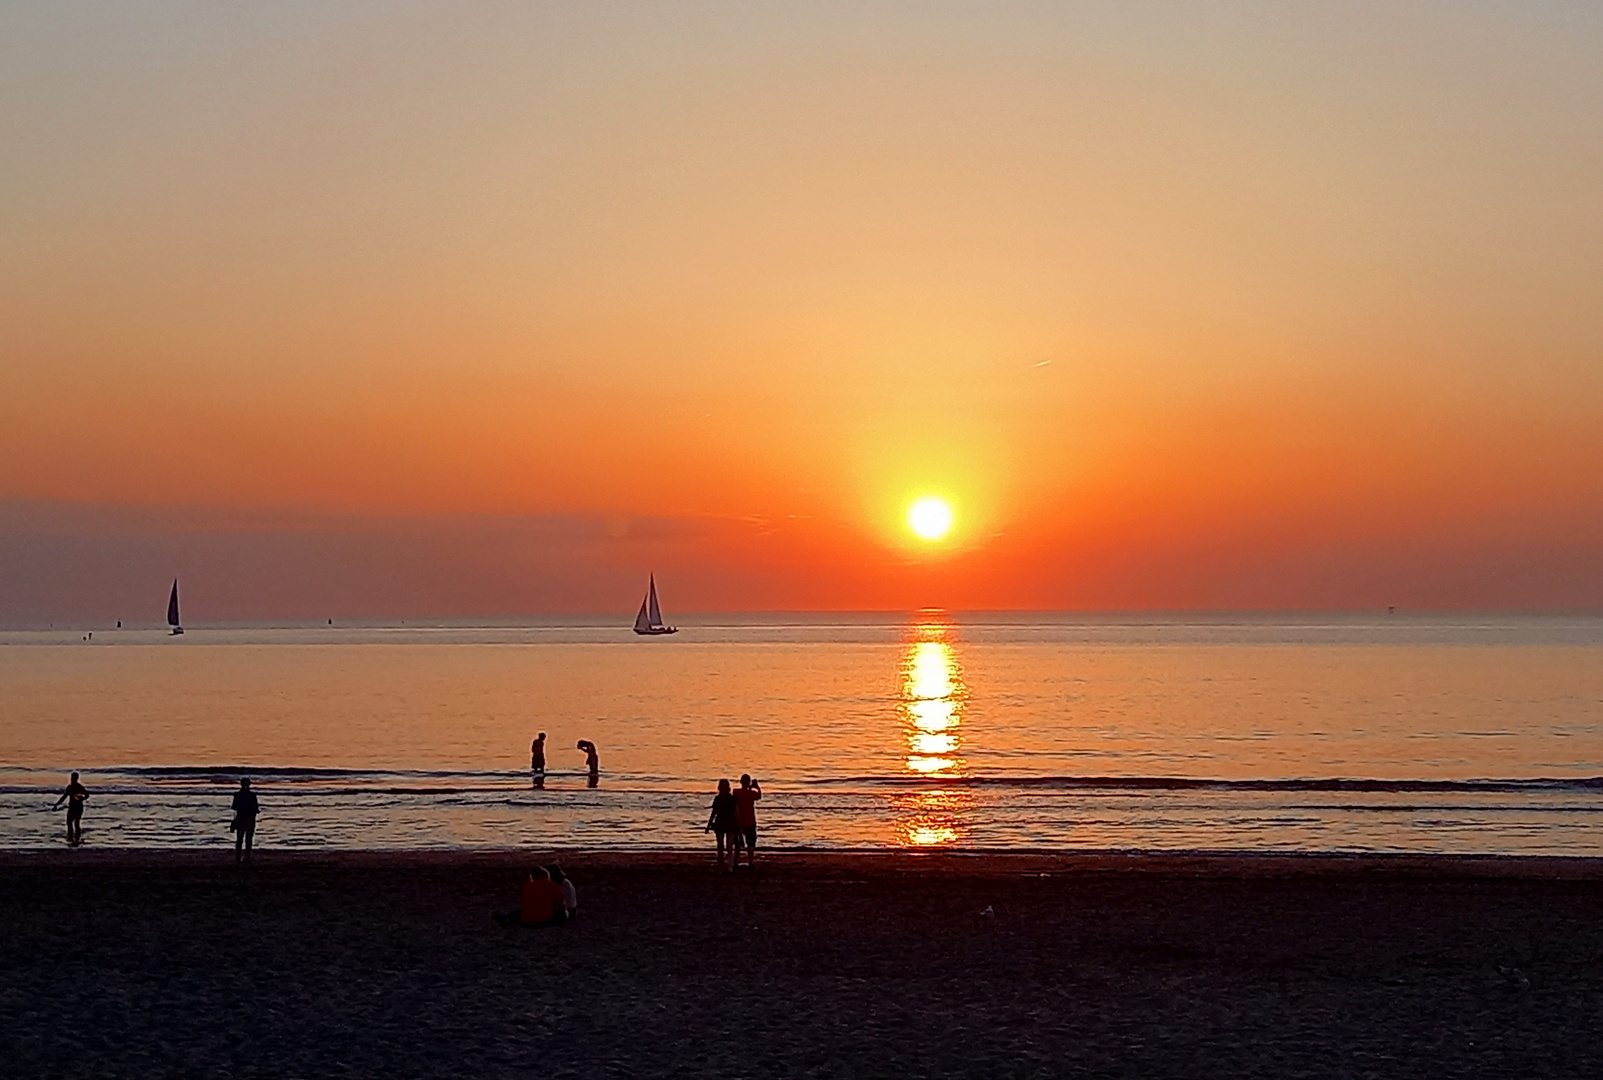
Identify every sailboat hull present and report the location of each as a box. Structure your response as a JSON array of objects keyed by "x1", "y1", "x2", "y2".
[
  {"x1": 169, "y1": 628, "x2": 184, "y2": 635},
  {"x1": 633, "y1": 626, "x2": 677, "y2": 635}
]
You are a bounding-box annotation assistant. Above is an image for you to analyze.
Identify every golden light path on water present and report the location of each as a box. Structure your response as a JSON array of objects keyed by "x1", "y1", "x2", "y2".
[{"x1": 895, "y1": 619, "x2": 974, "y2": 847}]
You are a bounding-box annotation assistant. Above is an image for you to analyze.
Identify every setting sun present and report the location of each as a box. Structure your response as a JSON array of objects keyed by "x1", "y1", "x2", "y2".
[{"x1": 908, "y1": 497, "x2": 954, "y2": 541}]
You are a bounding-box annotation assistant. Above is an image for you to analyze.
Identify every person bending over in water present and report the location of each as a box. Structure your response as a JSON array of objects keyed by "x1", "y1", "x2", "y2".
[
  {"x1": 531, "y1": 732, "x2": 547, "y2": 775},
  {"x1": 733, "y1": 774, "x2": 762, "y2": 868},
  {"x1": 52, "y1": 772, "x2": 89, "y2": 845},
  {"x1": 495, "y1": 867, "x2": 567, "y2": 927},
  {"x1": 577, "y1": 740, "x2": 599, "y2": 786},
  {"x1": 231, "y1": 777, "x2": 260, "y2": 862},
  {"x1": 705, "y1": 779, "x2": 737, "y2": 870}
]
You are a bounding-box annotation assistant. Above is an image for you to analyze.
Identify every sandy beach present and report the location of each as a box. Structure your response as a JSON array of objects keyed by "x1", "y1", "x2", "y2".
[{"x1": 3, "y1": 849, "x2": 1602, "y2": 1078}]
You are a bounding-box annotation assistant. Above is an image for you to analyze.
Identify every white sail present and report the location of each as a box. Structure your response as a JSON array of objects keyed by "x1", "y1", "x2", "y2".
[{"x1": 631, "y1": 573, "x2": 676, "y2": 634}]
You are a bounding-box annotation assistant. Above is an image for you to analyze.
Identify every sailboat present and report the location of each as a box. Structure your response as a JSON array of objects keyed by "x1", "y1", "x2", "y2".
[
  {"x1": 632, "y1": 574, "x2": 677, "y2": 635},
  {"x1": 167, "y1": 579, "x2": 184, "y2": 635}
]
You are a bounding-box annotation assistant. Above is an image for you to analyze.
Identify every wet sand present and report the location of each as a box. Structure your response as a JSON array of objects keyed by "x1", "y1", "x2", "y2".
[{"x1": 4, "y1": 849, "x2": 1603, "y2": 1078}]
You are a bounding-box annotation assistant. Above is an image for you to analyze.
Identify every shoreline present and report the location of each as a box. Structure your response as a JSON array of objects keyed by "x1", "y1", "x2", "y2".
[{"x1": 7, "y1": 845, "x2": 1603, "y2": 878}]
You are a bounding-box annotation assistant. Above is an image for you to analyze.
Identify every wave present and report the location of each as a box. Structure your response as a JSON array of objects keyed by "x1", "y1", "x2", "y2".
[
  {"x1": 800, "y1": 775, "x2": 1603, "y2": 793},
  {"x1": 0, "y1": 765, "x2": 597, "y2": 794},
  {"x1": 7, "y1": 765, "x2": 1603, "y2": 796}
]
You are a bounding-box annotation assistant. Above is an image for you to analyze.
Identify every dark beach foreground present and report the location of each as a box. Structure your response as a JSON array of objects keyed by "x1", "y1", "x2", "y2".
[{"x1": 4, "y1": 850, "x2": 1603, "y2": 1078}]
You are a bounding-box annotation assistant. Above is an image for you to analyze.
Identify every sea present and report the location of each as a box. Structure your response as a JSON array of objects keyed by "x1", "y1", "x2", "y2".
[{"x1": 3, "y1": 613, "x2": 1602, "y2": 855}]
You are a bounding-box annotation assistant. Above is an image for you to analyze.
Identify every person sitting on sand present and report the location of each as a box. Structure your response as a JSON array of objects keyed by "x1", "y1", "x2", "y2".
[
  {"x1": 547, "y1": 864, "x2": 577, "y2": 918},
  {"x1": 577, "y1": 739, "x2": 599, "y2": 785},
  {"x1": 705, "y1": 779, "x2": 737, "y2": 870},
  {"x1": 531, "y1": 732, "x2": 546, "y2": 775},
  {"x1": 495, "y1": 867, "x2": 567, "y2": 928},
  {"x1": 52, "y1": 771, "x2": 89, "y2": 845},
  {"x1": 733, "y1": 773, "x2": 761, "y2": 868},
  {"x1": 231, "y1": 777, "x2": 260, "y2": 862}
]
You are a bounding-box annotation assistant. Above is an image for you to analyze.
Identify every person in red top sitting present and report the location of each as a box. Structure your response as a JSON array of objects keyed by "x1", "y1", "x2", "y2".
[{"x1": 495, "y1": 867, "x2": 568, "y2": 927}]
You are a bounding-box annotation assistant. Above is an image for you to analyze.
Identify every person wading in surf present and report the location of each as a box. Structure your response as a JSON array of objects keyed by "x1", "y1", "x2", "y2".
[
  {"x1": 732, "y1": 774, "x2": 762, "y2": 868},
  {"x1": 705, "y1": 779, "x2": 738, "y2": 870},
  {"x1": 230, "y1": 777, "x2": 260, "y2": 862},
  {"x1": 52, "y1": 772, "x2": 89, "y2": 845},
  {"x1": 577, "y1": 740, "x2": 600, "y2": 787}
]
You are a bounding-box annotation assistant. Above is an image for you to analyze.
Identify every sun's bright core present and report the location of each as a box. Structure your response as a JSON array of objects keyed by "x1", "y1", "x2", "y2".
[{"x1": 908, "y1": 497, "x2": 954, "y2": 540}]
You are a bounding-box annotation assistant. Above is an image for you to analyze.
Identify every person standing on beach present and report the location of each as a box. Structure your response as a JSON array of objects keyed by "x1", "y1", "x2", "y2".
[
  {"x1": 733, "y1": 774, "x2": 761, "y2": 867},
  {"x1": 52, "y1": 772, "x2": 88, "y2": 845},
  {"x1": 577, "y1": 740, "x2": 599, "y2": 787},
  {"x1": 705, "y1": 779, "x2": 737, "y2": 870},
  {"x1": 231, "y1": 777, "x2": 260, "y2": 862},
  {"x1": 531, "y1": 732, "x2": 547, "y2": 775}
]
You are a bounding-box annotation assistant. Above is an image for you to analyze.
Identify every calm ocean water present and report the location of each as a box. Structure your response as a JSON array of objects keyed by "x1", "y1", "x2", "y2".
[{"x1": 3, "y1": 613, "x2": 1602, "y2": 854}]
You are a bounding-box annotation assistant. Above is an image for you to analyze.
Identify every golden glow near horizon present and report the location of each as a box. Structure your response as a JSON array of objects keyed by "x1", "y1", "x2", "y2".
[{"x1": 908, "y1": 497, "x2": 954, "y2": 541}]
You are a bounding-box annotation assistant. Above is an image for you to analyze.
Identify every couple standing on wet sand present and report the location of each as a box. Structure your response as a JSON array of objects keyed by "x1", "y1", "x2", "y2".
[{"x1": 705, "y1": 774, "x2": 761, "y2": 870}]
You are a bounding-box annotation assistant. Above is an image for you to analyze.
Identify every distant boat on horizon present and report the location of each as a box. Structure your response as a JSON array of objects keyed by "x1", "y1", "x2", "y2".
[
  {"x1": 167, "y1": 579, "x2": 184, "y2": 635},
  {"x1": 632, "y1": 574, "x2": 677, "y2": 636}
]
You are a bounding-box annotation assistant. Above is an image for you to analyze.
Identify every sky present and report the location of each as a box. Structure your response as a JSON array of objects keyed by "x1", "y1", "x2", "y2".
[{"x1": 3, "y1": 2, "x2": 1602, "y2": 620}]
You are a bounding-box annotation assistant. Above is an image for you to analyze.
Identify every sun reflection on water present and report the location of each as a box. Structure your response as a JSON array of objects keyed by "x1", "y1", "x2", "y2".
[
  {"x1": 895, "y1": 619, "x2": 970, "y2": 845},
  {"x1": 892, "y1": 788, "x2": 977, "y2": 847}
]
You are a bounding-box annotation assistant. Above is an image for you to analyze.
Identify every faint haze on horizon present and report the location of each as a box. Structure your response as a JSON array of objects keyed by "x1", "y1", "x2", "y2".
[{"x1": 3, "y1": 2, "x2": 1602, "y2": 620}]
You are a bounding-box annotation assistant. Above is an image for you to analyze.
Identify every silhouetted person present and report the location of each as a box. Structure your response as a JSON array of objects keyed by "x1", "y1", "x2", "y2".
[
  {"x1": 231, "y1": 777, "x2": 260, "y2": 862},
  {"x1": 547, "y1": 864, "x2": 578, "y2": 918},
  {"x1": 531, "y1": 732, "x2": 547, "y2": 775},
  {"x1": 495, "y1": 867, "x2": 567, "y2": 927},
  {"x1": 577, "y1": 740, "x2": 599, "y2": 786},
  {"x1": 733, "y1": 773, "x2": 762, "y2": 867},
  {"x1": 705, "y1": 779, "x2": 737, "y2": 870},
  {"x1": 52, "y1": 772, "x2": 88, "y2": 845}
]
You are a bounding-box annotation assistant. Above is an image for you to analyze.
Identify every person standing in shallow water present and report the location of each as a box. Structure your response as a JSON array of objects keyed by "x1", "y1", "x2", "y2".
[
  {"x1": 733, "y1": 774, "x2": 762, "y2": 868},
  {"x1": 705, "y1": 779, "x2": 737, "y2": 870},
  {"x1": 52, "y1": 772, "x2": 88, "y2": 845},
  {"x1": 577, "y1": 740, "x2": 599, "y2": 787},
  {"x1": 531, "y1": 733, "x2": 546, "y2": 775},
  {"x1": 231, "y1": 778, "x2": 260, "y2": 862}
]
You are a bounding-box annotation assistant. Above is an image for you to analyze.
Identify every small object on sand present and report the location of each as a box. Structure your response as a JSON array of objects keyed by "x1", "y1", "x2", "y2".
[
  {"x1": 980, "y1": 905, "x2": 995, "y2": 917},
  {"x1": 1495, "y1": 965, "x2": 1530, "y2": 990}
]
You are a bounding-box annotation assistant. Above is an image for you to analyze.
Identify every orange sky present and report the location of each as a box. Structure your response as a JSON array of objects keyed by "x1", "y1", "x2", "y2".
[{"x1": 3, "y1": 3, "x2": 1601, "y2": 618}]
